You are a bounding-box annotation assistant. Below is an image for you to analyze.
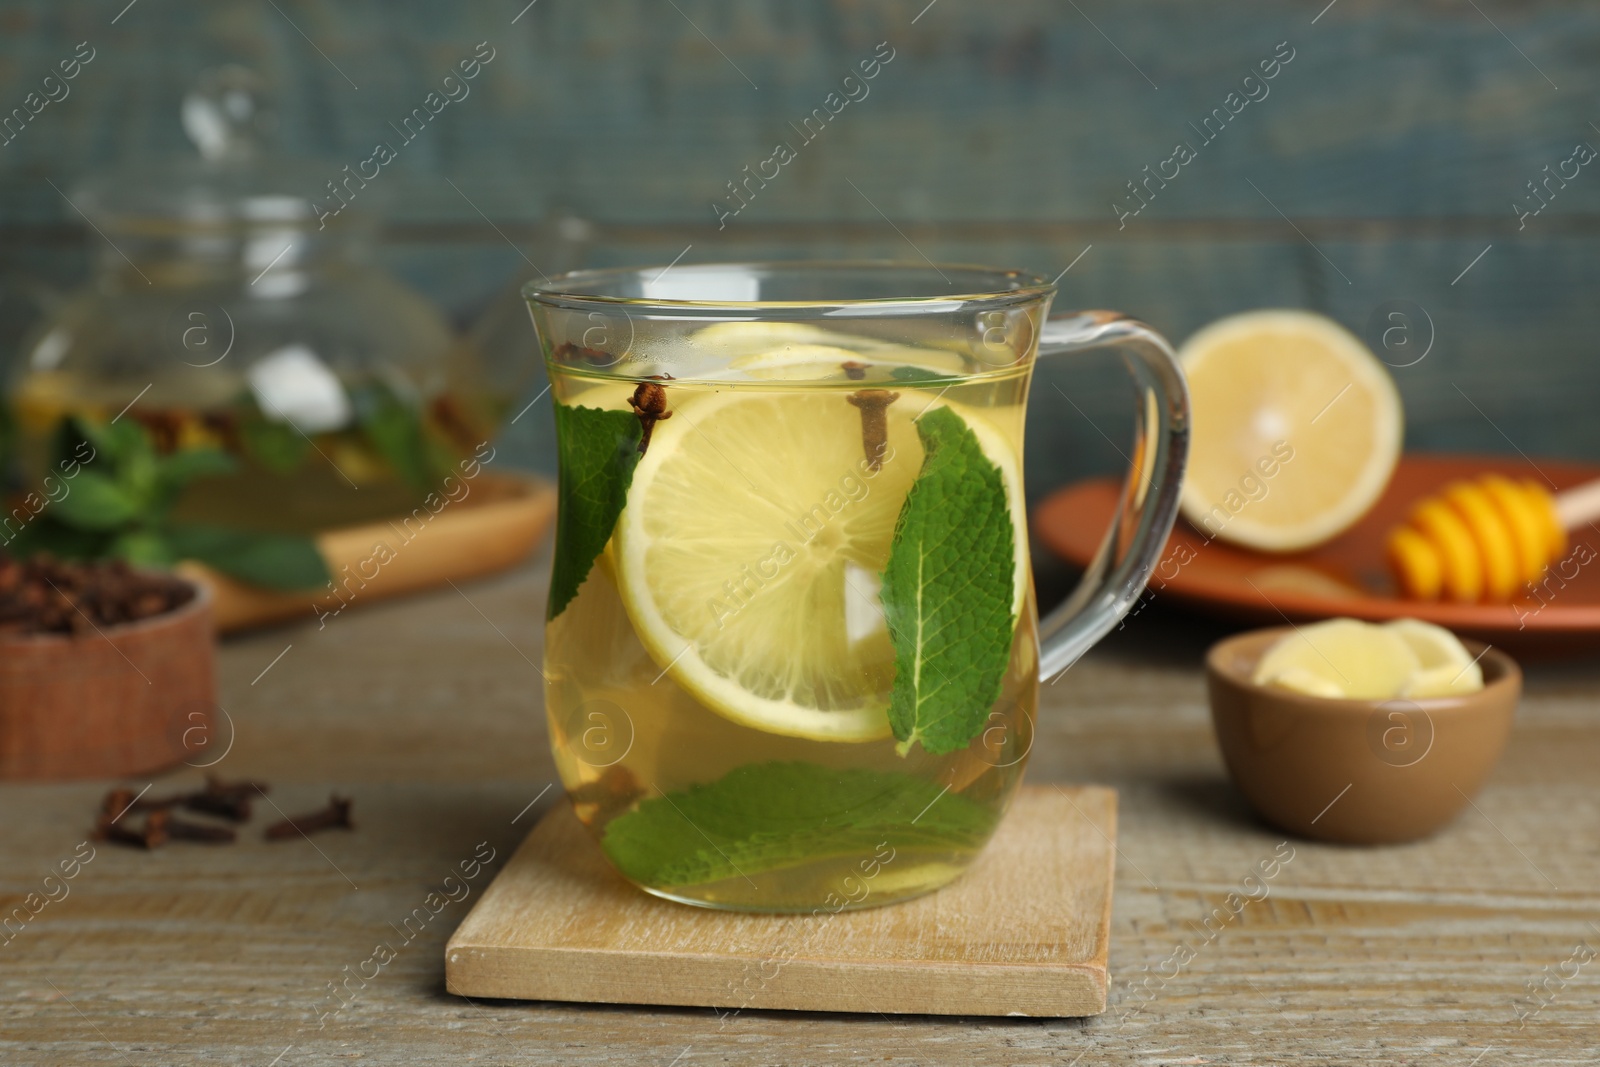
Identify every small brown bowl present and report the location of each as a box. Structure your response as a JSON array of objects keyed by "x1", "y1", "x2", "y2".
[
  {"x1": 1206, "y1": 627, "x2": 1520, "y2": 844},
  {"x1": 0, "y1": 580, "x2": 217, "y2": 780}
]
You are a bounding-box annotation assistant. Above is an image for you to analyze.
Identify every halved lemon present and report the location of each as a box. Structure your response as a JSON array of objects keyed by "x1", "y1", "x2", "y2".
[
  {"x1": 1179, "y1": 310, "x2": 1402, "y2": 553},
  {"x1": 613, "y1": 388, "x2": 1026, "y2": 742}
]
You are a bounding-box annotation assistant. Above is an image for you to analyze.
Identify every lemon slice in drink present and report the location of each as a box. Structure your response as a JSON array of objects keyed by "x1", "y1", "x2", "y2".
[
  {"x1": 1179, "y1": 310, "x2": 1402, "y2": 552},
  {"x1": 692, "y1": 322, "x2": 971, "y2": 380},
  {"x1": 614, "y1": 389, "x2": 1026, "y2": 742}
]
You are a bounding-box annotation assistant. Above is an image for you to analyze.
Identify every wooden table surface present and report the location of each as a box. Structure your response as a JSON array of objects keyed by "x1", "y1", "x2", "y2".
[{"x1": 4, "y1": 553, "x2": 1598, "y2": 1066}]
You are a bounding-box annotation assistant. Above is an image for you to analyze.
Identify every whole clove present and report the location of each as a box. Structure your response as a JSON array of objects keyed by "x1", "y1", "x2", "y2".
[
  {"x1": 628, "y1": 381, "x2": 673, "y2": 454},
  {"x1": 91, "y1": 777, "x2": 359, "y2": 849},
  {"x1": 149, "y1": 810, "x2": 236, "y2": 844},
  {"x1": 94, "y1": 812, "x2": 169, "y2": 850},
  {"x1": 265, "y1": 795, "x2": 355, "y2": 841},
  {"x1": 183, "y1": 775, "x2": 268, "y2": 822},
  {"x1": 846, "y1": 389, "x2": 900, "y2": 471},
  {"x1": 100, "y1": 788, "x2": 139, "y2": 820}
]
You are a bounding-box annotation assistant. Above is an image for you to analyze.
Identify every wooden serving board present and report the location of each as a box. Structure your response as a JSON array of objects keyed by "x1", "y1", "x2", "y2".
[
  {"x1": 445, "y1": 785, "x2": 1116, "y2": 1018},
  {"x1": 177, "y1": 472, "x2": 555, "y2": 633}
]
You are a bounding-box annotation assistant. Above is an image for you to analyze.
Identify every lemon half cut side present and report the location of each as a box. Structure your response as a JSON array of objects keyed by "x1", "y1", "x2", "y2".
[{"x1": 1179, "y1": 310, "x2": 1403, "y2": 553}]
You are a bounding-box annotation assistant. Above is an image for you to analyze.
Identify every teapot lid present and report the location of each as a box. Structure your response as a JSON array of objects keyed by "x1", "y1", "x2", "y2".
[{"x1": 74, "y1": 67, "x2": 371, "y2": 234}]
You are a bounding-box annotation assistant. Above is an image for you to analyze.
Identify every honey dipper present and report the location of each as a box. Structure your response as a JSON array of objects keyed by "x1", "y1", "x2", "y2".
[{"x1": 1386, "y1": 474, "x2": 1600, "y2": 602}]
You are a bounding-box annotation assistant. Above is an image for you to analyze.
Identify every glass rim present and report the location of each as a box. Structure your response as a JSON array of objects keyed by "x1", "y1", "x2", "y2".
[{"x1": 522, "y1": 259, "x2": 1056, "y2": 314}]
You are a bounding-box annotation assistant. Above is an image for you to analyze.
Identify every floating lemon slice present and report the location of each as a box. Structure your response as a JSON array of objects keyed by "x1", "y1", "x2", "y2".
[
  {"x1": 692, "y1": 322, "x2": 970, "y2": 380},
  {"x1": 1179, "y1": 310, "x2": 1403, "y2": 553},
  {"x1": 613, "y1": 389, "x2": 1026, "y2": 742},
  {"x1": 728, "y1": 344, "x2": 874, "y2": 380}
]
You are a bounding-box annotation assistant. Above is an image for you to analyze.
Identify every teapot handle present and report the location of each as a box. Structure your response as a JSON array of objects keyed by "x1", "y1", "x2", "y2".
[{"x1": 1034, "y1": 311, "x2": 1190, "y2": 681}]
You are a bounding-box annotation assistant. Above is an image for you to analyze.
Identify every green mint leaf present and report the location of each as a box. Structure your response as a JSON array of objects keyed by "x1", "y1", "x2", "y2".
[
  {"x1": 154, "y1": 446, "x2": 236, "y2": 487},
  {"x1": 50, "y1": 470, "x2": 142, "y2": 530},
  {"x1": 109, "y1": 529, "x2": 177, "y2": 568},
  {"x1": 8, "y1": 518, "x2": 111, "y2": 561},
  {"x1": 600, "y1": 761, "x2": 996, "y2": 888},
  {"x1": 890, "y1": 365, "x2": 957, "y2": 384},
  {"x1": 547, "y1": 403, "x2": 641, "y2": 619},
  {"x1": 881, "y1": 406, "x2": 1018, "y2": 756},
  {"x1": 58, "y1": 414, "x2": 147, "y2": 467},
  {"x1": 166, "y1": 524, "x2": 331, "y2": 590},
  {"x1": 352, "y1": 381, "x2": 447, "y2": 493},
  {"x1": 239, "y1": 416, "x2": 312, "y2": 475},
  {"x1": 152, "y1": 447, "x2": 237, "y2": 513}
]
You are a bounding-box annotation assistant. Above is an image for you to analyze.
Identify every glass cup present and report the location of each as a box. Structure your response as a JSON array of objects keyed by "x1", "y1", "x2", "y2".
[{"x1": 526, "y1": 262, "x2": 1187, "y2": 913}]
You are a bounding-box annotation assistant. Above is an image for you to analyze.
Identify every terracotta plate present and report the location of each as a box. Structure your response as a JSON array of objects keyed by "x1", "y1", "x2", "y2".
[{"x1": 1032, "y1": 454, "x2": 1600, "y2": 653}]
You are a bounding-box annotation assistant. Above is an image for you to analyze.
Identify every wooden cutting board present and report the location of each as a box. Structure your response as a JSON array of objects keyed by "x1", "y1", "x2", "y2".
[
  {"x1": 178, "y1": 471, "x2": 555, "y2": 633},
  {"x1": 445, "y1": 784, "x2": 1116, "y2": 1018}
]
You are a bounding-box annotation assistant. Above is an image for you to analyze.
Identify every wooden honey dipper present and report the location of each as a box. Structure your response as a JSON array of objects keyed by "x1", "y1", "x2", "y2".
[{"x1": 1386, "y1": 473, "x2": 1600, "y2": 602}]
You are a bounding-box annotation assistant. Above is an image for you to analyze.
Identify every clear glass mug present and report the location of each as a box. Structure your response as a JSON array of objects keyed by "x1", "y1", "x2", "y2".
[{"x1": 526, "y1": 262, "x2": 1187, "y2": 912}]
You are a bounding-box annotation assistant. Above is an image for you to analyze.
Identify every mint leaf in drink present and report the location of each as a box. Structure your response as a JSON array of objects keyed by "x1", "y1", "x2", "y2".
[
  {"x1": 890, "y1": 365, "x2": 956, "y2": 384},
  {"x1": 600, "y1": 761, "x2": 996, "y2": 887},
  {"x1": 548, "y1": 403, "x2": 643, "y2": 619},
  {"x1": 881, "y1": 406, "x2": 1018, "y2": 755}
]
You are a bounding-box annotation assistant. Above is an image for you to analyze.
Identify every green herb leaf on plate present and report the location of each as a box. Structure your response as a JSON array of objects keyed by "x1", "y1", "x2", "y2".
[
  {"x1": 50, "y1": 470, "x2": 143, "y2": 530},
  {"x1": 166, "y1": 524, "x2": 330, "y2": 590},
  {"x1": 239, "y1": 417, "x2": 312, "y2": 475},
  {"x1": 58, "y1": 414, "x2": 147, "y2": 467},
  {"x1": 547, "y1": 403, "x2": 642, "y2": 619},
  {"x1": 109, "y1": 529, "x2": 177, "y2": 568},
  {"x1": 600, "y1": 761, "x2": 997, "y2": 887},
  {"x1": 352, "y1": 381, "x2": 442, "y2": 493},
  {"x1": 153, "y1": 448, "x2": 237, "y2": 509},
  {"x1": 881, "y1": 405, "x2": 1018, "y2": 756}
]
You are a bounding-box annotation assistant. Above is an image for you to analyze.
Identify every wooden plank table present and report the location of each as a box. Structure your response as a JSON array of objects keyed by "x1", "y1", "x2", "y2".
[{"x1": 3, "y1": 554, "x2": 1597, "y2": 1065}]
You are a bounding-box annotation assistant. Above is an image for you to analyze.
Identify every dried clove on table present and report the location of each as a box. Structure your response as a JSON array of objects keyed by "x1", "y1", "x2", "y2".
[
  {"x1": 148, "y1": 810, "x2": 236, "y2": 844},
  {"x1": 94, "y1": 812, "x2": 168, "y2": 850},
  {"x1": 93, "y1": 777, "x2": 271, "y2": 848},
  {"x1": 183, "y1": 775, "x2": 268, "y2": 822},
  {"x1": 265, "y1": 795, "x2": 355, "y2": 840}
]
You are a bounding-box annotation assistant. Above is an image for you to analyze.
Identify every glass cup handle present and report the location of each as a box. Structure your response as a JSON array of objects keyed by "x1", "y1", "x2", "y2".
[{"x1": 1033, "y1": 311, "x2": 1191, "y2": 681}]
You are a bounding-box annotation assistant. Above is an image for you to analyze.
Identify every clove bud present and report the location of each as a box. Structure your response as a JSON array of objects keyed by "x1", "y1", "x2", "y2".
[
  {"x1": 846, "y1": 389, "x2": 900, "y2": 471},
  {"x1": 628, "y1": 381, "x2": 673, "y2": 454},
  {"x1": 265, "y1": 795, "x2": 355, "y2": 840}
]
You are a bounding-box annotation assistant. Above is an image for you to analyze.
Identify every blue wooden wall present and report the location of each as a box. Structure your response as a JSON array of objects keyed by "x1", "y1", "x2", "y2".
[{"x1": 2, "y1": 0, "x2": 1598, "y2": 501}]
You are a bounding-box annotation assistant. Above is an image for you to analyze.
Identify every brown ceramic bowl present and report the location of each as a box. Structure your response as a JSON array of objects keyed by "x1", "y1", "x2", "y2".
[
  {"x1": 0, "y1": 579, "x2": 218, "y2": 780},
  {"x1": 1206, "y1": 627, "x2": 1520, "y2": 844}
]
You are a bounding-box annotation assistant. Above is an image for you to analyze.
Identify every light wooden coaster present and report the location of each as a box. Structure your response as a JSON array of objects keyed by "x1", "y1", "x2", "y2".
[{"x1": 445, "y1": 784, "x2": 1115, "y2": 1017}]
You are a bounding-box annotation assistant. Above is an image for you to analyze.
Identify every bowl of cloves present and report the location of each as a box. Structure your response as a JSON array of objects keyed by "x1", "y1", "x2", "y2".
[{"x1": 0, "y1": 553, "x2": 216, "y2": 780}]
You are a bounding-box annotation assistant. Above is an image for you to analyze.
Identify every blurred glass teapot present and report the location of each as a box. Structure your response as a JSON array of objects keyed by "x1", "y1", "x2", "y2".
[{"x1": 7, "y1": 69, "x2": 528, "y2": 545}]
